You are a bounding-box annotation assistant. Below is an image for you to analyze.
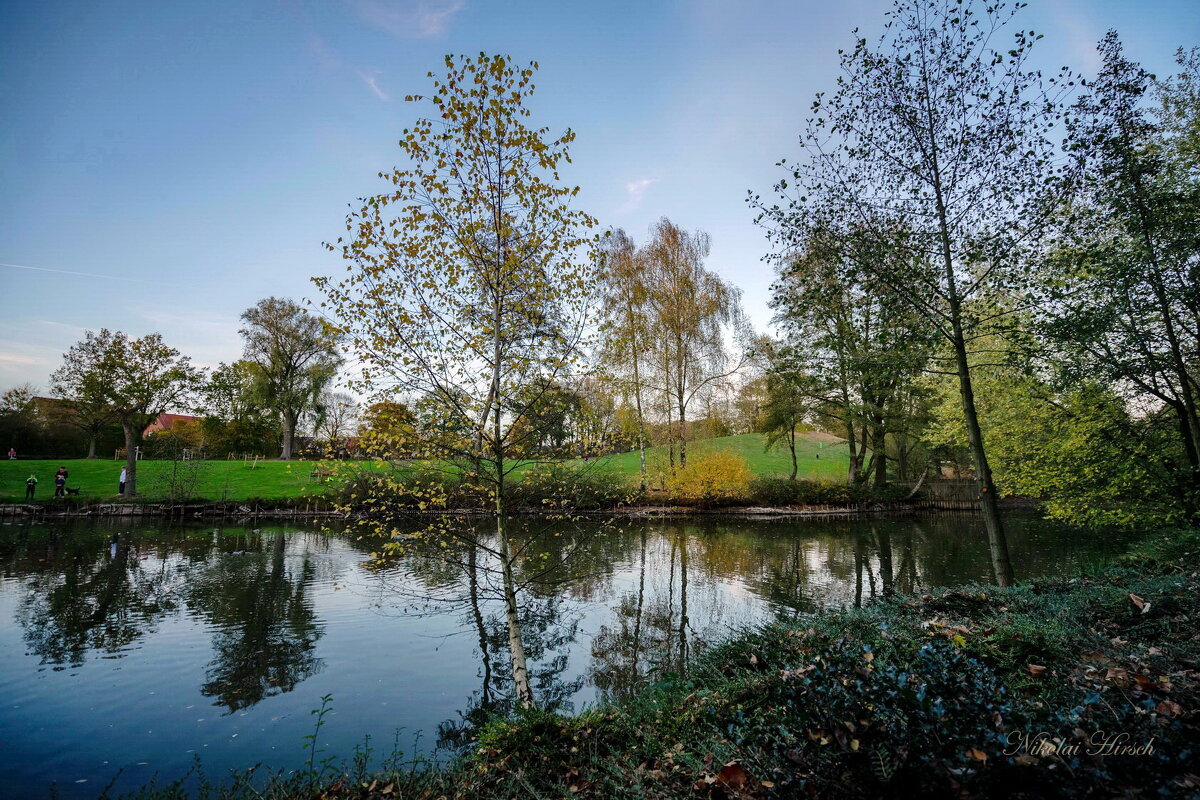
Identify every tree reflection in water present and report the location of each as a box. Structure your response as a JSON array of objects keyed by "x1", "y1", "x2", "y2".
[
  {"x1": 2, "y1": 512, "x2": 1132, "y2": 743},
  {"x1": 12, "y1": 525, "x2": 328, "y2": 714},
  {"x1": 185, "y1": 532, "x2": 324, "y2": 713},
  {"x1": 17, "y1": 529, "x2": 181, "y2": 668}
]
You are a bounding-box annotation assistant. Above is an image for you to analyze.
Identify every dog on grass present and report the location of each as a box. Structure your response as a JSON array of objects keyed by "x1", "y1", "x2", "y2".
[{"x1": 65, "y1": 487, "x2": 81, "y2": 495}]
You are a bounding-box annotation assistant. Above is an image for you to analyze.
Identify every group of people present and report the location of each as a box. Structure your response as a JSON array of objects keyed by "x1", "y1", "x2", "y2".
[{"x1": 22, "y1": 466, "x2": 128, "y2": 500}]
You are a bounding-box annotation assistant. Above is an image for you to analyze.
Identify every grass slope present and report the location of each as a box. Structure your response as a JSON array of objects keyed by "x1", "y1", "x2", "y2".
[{"x1": 599, "y1": 431, "x2": 850, "y2": 482}]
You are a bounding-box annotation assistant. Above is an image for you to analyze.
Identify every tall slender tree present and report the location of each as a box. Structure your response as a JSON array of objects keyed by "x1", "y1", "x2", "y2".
[
  {"x1": 1038, "y1": 34, "x2": 1200, "y2": 519},
  {"x1": 316, "y1": 54, "x2": 600, "y2": 708},
  {"x1": 642, "y1": 217, "x2": 748, "y2": 470},
  {"x1": 755, "y1": 0, "x2": 1069, "y2": 584},
  {"x1": 598, "y1": 228, "x2": 652, "y2": 489}
]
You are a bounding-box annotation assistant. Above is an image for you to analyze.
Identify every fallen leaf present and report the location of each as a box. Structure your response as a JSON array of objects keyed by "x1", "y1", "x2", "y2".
[
  {"x1": 1157, "y1": 700, "x2": 1184, "y2": 717},
  {"x1": 715, "y1": 761, "x2": 750, "y2": 790},
  {"x1": 967, "y1": 748, "x2": 988, "y2": 762},
  {"x1": 1130, "y1": 594, "x2": 1151, "y2": 614},
  {"x1": 1028, "y1": 664, "x2": 1047, "y2": 677}
]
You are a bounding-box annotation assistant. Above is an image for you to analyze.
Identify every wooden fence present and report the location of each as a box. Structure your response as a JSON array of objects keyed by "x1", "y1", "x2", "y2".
[{"x1": 896, "y1": 479, "x2": 982, "y2": 511}]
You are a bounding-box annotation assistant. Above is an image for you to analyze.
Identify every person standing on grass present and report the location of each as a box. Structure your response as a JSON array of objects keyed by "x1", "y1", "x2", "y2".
[
  {"x1": 118, "y1": 466, "x2": 127, "y2": 495},
  {"x1": 54, "y1": 466, "x2": 68, "y2": 497},
  {"x1": 7, "y1": 447, "x2": 15, "y2": 460},
  {"x1": 25, "y1": 473, "x2": 37, "y2": 500}
]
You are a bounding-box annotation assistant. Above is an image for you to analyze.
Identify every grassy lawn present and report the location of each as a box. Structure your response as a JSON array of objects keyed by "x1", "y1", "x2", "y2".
[
  {"x1": 0, "y1": 458, "x2": 339, "y2": 503},
  {"x1": 0, "y1": 432, "x2": 850, "y2": 503}
]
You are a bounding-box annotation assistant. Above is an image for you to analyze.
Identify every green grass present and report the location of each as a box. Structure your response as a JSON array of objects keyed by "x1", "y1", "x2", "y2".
[
  {"x1": 0, "y1": 433, "x2": 850, "y2": 503},
  {"x1": 0, "y1": 458, "x2": 337, "y2": 503},
  {"x1": 596, "y1": 431, "x2": 851, "y2": 481}
]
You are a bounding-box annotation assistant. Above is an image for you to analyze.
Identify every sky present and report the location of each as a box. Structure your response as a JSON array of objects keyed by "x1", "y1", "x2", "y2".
[{"x1": 2, "y1": 0, "x2": 1197, "y2": 392}]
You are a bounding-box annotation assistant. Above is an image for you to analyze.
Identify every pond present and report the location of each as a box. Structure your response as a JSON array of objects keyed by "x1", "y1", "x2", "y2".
[{"x1": 0, "y1": 512, "x2": 1131, "y2": 798}]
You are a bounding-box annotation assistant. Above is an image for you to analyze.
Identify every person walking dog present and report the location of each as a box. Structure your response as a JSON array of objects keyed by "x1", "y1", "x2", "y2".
[
  {"x1": 54, "y1": 466, "x2": 68, "y2": 497},
  {"x1": 25, "y1": 473, "x2": 37, "y2": 500}
]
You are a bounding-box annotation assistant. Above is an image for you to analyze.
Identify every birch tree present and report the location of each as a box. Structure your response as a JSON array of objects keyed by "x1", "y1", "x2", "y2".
[
  {"x1": 598, "y1": 228, "x2": 652, "y2": 489},
  {"x1": 642, "y1": 217, "x2": 748, "y2": 470},
  {"x1": 315, "y1": 54, "x2": 600, "y2": 707}
]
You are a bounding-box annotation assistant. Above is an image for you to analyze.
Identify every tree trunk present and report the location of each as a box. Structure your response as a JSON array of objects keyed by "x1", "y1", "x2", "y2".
[
  {"x1": 950, "y1": 318, "x2": 1014, "y2": 586},
  {"x1": 121, "y1": 419, "x2": 138, "y2": 496},
  {"x1": 86, "y1": 433, "x2": 97, "y2": 459},
  {"x1": 846, "y1": 418, "x2": 859, "y2": 484},
  {"x1": 788, "y1": 422, "x2": 798, "y2": 480},
  {"x1": 493, "y1": 285, "x2": 534, "y2": 708},
  {"x1": 629, "y1": 308, "x2": 648, "y2": 492},
  {"x1": 872, "y1": 418, "x2": 887, "y2": 488},
  {"x1": 930, "y1": 148, "x2": 1015, "y2": 586},
  {"x1": 280, "y1": 412, "x2": 295, "y2": 460},
  {"x1": 677, "y1": 387, "x2": 687, "y2": 470}
]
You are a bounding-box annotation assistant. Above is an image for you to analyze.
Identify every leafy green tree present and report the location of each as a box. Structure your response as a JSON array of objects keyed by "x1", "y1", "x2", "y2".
[
  {"x1": 0, "y1": 384, "x2": 39, "y2": 454},
  {"x1": 1038, "y1": 34, "x2": 1200, "y2": 520},
  {"x1": 51, "y1": 330, "x2": 201, "y2": 496},
  {"x1": 755, "y1": 0, "x2": 1068, "y2": 584},
  {"x1": 239, "y1": 297, "x2": 342, "y2": 460},
  {"x1": 49, "y1": 384, "x2": 117, "y2": 459},
  {"x1": 771, "y1": 229, "x2": 934, "y2": 487},
  {"x1": 198, "y1": 361, "x2": 278, "y2": 456},
  {"x1": 316, "y1": 54, "x2": 601, "y2": 707},
  {"x1": 927, "y1": 363, "x2": 1189, "y2": 528}
]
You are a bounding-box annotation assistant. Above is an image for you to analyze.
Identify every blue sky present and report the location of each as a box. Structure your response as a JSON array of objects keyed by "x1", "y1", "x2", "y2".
[{"x1": 2, "y1": 0, "x2": 1197, "y2": 390}]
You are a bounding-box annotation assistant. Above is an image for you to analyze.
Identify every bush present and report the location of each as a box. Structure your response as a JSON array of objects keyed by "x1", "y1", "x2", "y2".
[
  {"x1": 665, "y1": 450, "x2": 750, "y2": 506},
  {"x1": 510, "y1": 464, "x2": 633, "y2": 510}
]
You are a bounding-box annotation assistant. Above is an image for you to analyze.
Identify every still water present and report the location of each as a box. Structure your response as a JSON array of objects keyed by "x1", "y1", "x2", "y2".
[{"x1": 0, "y1": 513, "x2": 1129, "y2": 798}]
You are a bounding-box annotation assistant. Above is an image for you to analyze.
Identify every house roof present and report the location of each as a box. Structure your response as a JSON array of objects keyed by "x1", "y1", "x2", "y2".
[{"x1": 143, "y1": 412, "x2": 201, "y2": 435}]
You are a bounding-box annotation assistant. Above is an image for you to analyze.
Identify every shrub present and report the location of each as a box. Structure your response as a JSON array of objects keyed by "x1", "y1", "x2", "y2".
[
  {"x1": 510, "y1": 464, "x2": 633, "y2": 510},
  {"x1": 665, "y1": 450, "x2": 750, "y2": 506}
]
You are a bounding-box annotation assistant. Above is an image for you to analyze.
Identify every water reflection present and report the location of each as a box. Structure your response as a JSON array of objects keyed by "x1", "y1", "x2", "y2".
[
  {"x1": 16, "y1": 530, "x2": 181, "y2": 668},
  {"x1": 185, "y1": 532, "x2": 324, "y2": 712},
  {"x1": 0, "y1": 513, "x2": 1131, "y2": 799}
]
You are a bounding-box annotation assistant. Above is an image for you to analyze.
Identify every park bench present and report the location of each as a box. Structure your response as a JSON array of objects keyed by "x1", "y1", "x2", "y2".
[{"x1": 310, "y1": 469, "x2": 334, "y2": 481}]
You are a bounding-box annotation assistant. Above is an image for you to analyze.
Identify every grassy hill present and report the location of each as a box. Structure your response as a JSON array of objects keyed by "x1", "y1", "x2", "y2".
[
  {"x1": 0, "y1": 433, "x2": 850, "y2": 503},
  {"x1": 598, "y1": 431, "x2": 850, "y2": 482}
]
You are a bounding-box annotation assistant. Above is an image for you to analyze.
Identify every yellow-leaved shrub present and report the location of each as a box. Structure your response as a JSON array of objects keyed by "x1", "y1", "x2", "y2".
[{"x1": 665, "y1": 449, "x2": 750, "y2": 505}]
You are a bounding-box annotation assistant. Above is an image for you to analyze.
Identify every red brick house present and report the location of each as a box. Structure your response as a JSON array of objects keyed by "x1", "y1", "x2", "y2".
[{"x1": 142, "y1": 413, "x2": 201, "y2": 437}]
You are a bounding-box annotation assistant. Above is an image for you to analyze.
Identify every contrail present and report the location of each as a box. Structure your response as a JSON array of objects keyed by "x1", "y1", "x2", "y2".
[{"x1": 0, "y1": 261, "x2": 149, "y2": 283}]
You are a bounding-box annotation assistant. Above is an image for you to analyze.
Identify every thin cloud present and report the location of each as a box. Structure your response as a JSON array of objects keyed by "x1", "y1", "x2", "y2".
[
  {"x1": 358, "y1": 70, "x2": 390, "y2": 101},
  {"x1": 0, "y1": 352, "x2": 38, "y2": 365},
  {"x1": 0, "y1": 261, "x2": 151, "y2": 283},
  {"x1": 617, "y1": 178, "x2": 658, "y2": 215},
  {"x1": 346, "y1": 0, "x2": 465, "y2": 38}
]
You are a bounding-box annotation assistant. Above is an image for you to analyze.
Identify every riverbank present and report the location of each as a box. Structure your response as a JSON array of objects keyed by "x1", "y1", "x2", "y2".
[
  {"x1": 122, "y1": 529, "x2": 1199, "y2": 799},
  {"x1": 0, "y1": 496, "x2": 998, "y2": 520}
]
